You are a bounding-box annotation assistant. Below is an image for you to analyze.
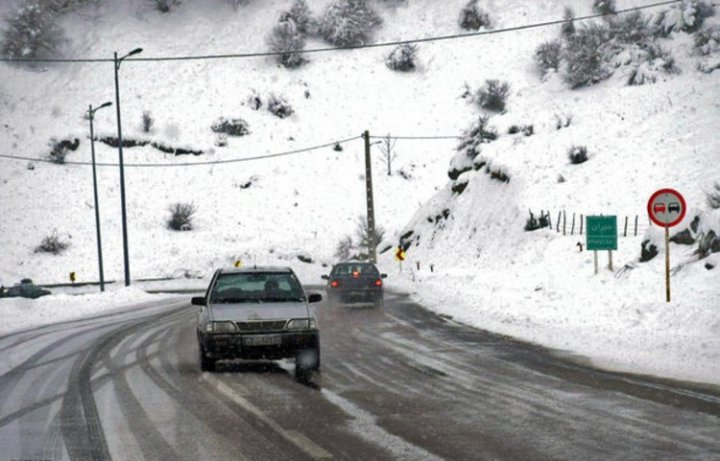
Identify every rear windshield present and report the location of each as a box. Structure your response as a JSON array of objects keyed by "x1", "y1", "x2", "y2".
[
  {"x1": 210, "y1": 272, "x2": 305, "y2": 303},
  {"x1": 331, "y1": 264, "x2": 379, "y2": 276}
]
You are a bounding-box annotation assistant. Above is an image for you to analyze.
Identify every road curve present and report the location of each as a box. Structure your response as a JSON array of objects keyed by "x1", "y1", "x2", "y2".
[{"x1": 0, "y1": 290, "x2": 718, "y2": 461}]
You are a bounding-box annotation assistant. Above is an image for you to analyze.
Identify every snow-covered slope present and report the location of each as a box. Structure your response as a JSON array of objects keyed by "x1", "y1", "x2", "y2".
[{"x1": 1, "y1": 0, "x2": 719, "y2": 384}]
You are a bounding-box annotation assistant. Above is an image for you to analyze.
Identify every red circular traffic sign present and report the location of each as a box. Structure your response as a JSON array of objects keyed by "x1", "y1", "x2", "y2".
[{"x1": 647, "y1": 188, "x2": 686, "y2": 227}]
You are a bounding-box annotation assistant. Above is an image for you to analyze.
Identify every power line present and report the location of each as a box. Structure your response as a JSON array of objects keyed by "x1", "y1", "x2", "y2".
[
  {"x1": 369, "y1": 135, "x2": 461, "y2": 140},
  {"x1": 0, "y1": 0, "x2": 680, "y2": 64},
  {"x1": 0, "y1": 136, "x2": 360, "y2": 168}
]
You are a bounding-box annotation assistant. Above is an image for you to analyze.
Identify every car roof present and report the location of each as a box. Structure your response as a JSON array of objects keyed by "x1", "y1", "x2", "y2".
[
  {"x1": 333, "y1": 262, "x2": 377, "y2": 267},
  {"x1": 218, "y1": 266, "x2": 294, "y2": 274}
]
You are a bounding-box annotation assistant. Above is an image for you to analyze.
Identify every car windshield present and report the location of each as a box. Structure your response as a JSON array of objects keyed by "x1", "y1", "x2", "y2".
[
  {"x1": 331, "y1": 263, "x2": 380, "y2": 277},
  {"x1": 210, "y1": 272, "x2": 305, "y2": 303}
]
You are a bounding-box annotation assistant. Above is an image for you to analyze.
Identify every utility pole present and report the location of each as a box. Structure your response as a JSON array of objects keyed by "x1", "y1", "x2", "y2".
[{"x1": 363, "y1": 130, "x2": 377, "y2": 263}]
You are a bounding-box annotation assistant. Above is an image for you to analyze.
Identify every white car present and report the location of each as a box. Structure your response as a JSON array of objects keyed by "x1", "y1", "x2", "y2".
[{"x1": 194, "y1": 266, "x2": 321, "y2": 374}]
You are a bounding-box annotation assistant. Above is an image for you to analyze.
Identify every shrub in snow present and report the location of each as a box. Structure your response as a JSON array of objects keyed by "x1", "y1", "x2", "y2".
[
  {"x1": 567, "y1": 145, "x2": 588, "y2": 164},
  {"x1": 535, "y1": 40, "x2": 562, "y2": 73},
  {"x1": 319, "y1": 0, "x2": 382, "y2": 46},
  {"x1": 142, "y1": 111, "x2": 154, "y2": 133},
  {"x1": 488, "y1": 167, "x2": 510, "y2": 183},
  {"x1": 475, "y1": 79, "x2": 510, "y2": 112},
  {"x1": 215, "y1": 133, "x2": 228, "y2": 147},
  {"x1": 279, "y1": 0, "x2": 317, "y2": 36},
  {"x1": 211, "y1": 117, "x2": 249, "y2": 136},
  {"x1": 266, "y1": 18, "x2": 307, "y2": 69},
  {"x1": 592, "y1": 0, "x2": 616, "y2": 16},
  {"x1": 167, "y1": 202, "x2": 197, "y2": 231},
  {"x1": 707, "y1": 182, "x2": 720, "y2": 209},
  {"x1": 607, "y1": 11, "x2": 653, "y2": 45},
  {"x1": 562, "y1": 22, "x2": 613, "y2": 88},
  {"x1": 695, "y1": 25, "x2": 720, "y2": 55},
  {"x1": 355, "y1": 217, "x2": 385, "y2": 257},
  {"x1": 227, "y1": 0, "x2": 249, "y2": 10},
  {"x1": 554, "y1": 113, "x2": 573, "y2": 129},
  {"x1": 507, "y1": 124, "x2": 533, "y2": 136},
  {"x1": 1, "y1": 1, "x2": 66, "y2": 64},
  {"x1": 153, "y1": 0, "x2": 182, "y2": 13},
  {"x1": 385, "y1": 44, "x2": 418, "y2": 72},
  {"x1": 334, "y1": 235, "x2": 353, "y2": 261},
  {"x1": 459, "y1": 0, "x2": 491, "y2": 30},
  {"x1": 640, "y1": 239, "x2": 659, "y2": 261},
  {"x1": 267, "y1": 94, "x2": 294, "y2": 118},
  {"x1": 334, "y1": 218, "x2": 385, "y2": 261},
  {"x1": 247, "y1": 89, "x2": 263, "y2": 110},
  {"x1": 654, "y1": 0, "x2": 715, "y2": 37},
  {"x1": 451, "y1": 176, "x2": 469, "y2": 195},
  {"x1": 561, "y1": 6, "x2": 575, "y2": 37},
  {"x1": 456, "y1": 115, "x2": 497, "y2": 160},
  {"x1": 49, "y1": 137, "x2": 79, "y2": 164},
  {"x1": 35, "y1": 230, "x2": 68, "y2": 254},
  {"x1": 695, "y1": 230, "x2": 720, "y2": 258},
  {"x1": 626, "y1": 44, "x2": 677, "y2": 85}
]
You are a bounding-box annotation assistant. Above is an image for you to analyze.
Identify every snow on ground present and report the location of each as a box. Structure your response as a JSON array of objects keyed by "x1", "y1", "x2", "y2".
[
  {"x1": 1, "y1": 0, "x2": 719, "y2": 385},
  {"x1": 0, "y1": 286, "x2": 168, "y2": 336}
]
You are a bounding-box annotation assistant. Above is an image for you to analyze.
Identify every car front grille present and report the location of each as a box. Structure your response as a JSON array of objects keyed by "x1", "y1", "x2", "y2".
[{"x1": 235, "y1": 320, "x2": 287, "y2": 332}]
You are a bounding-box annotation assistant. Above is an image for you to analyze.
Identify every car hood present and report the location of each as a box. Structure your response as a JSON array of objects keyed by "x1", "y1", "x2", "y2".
[{"x1": 209, "y1": 302, "x2": 309, "y2": 322}]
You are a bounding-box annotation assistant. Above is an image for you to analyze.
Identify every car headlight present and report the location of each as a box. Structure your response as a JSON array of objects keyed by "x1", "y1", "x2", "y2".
[
  {"x1": 287, "y1": 319, "x2": 312, "y2": 330},
  {"x1": 206, "y1": 321, "x2": 237, "y2": 334}
]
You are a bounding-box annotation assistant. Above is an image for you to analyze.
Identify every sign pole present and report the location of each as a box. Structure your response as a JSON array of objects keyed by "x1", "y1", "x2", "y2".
[
  {"x1": 647, "y1": 188, "x2": 685, "y2": 303},
  {"x1": 665, "y1": 226, "x2": 671, "y2": 303},
  {"x1": 593, "y1": 251, "x2": 598, "y2": 275},
  {"x1": 608, "y1": 250, "x2": 613, "y2": 271}
]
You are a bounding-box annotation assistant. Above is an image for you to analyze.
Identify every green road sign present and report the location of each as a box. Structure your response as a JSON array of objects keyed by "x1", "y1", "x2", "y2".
[{"x1": 586, "y1": 216, "x2": 618, "y2": 251}]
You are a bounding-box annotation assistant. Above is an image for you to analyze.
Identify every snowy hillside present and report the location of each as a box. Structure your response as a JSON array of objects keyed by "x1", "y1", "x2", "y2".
[{"x1": 1, "y1": 0, "x2": 719, "y2": 384}]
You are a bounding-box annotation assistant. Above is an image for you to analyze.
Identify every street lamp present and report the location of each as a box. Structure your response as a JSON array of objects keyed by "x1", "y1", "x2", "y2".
[
  {"x1": 87, "y1": 101, "x2": 112, "y2": 292},
  {"x1": 114, "y1": 47, "x2": 142, "y2": 287}
]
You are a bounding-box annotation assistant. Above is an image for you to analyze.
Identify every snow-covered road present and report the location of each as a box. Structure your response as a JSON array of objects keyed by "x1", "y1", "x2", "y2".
[{"x1": 1, "y1": 289, "x2": 719, "y2": 460}]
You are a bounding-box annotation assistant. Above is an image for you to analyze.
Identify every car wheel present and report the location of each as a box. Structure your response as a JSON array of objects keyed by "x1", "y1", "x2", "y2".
[{"x1": 199, "y1": 346, "x2": 216, "y2": 372}]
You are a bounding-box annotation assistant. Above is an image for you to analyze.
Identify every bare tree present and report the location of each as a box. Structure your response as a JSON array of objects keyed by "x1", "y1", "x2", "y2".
[{"x1": 378, "y1": 134, "x2": 397, "y2": 176}]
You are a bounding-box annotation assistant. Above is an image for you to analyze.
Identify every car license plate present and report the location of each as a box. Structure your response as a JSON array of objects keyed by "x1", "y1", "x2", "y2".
[{"x1": 244, "y1": 335, "x2": 281, "y2": 346}]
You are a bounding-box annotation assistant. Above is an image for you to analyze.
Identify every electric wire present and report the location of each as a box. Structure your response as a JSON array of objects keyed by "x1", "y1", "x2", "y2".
[
  {"x1": 369, "y1": 135, "x2": 461, "y2": 140},
  {"x1": 0, "y1": 136, "x2": 360, "y2": 168},
  {"x1": 0, "y1": 0, "x2": 680, "y2": 64}
]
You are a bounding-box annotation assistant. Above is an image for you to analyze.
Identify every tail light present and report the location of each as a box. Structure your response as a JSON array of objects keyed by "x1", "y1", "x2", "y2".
[
  {"x1": 331, "y1": 280, "x2": 339, "y2": 288},
  {"x1": 374, "y1": 279, "x2": 383, "y2": 287}
]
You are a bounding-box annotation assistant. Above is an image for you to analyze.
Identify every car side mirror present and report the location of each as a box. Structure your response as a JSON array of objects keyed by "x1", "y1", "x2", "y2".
[
  {"x1": 381, "y1": 274, "x2": 387, "y2": 279},
  {"x1": 191, "y1": 296, "x2": 206, "y2": 306},
  {"x1": 308, "y1": 293, "x2": 322, "y2": 303},
  {"x1": 321, "y1": 275, "x2": 329, "y2": 280}
]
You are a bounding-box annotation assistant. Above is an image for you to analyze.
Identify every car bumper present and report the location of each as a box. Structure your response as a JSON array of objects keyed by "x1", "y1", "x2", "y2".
[
  {"x1": 199, "y1": 330, "x2": 319, "y2": 360},
  {"x1": 331, "y1": 289, "x2": 383, "y2": 303}
]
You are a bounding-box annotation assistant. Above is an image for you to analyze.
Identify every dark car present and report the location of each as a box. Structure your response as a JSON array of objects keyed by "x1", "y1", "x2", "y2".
[
  {"x1": 193, "y1": 266, "x2": 322, "y2": 374},
  {"x1": 322, "y1": 262, "x2": 387, "y2": 308},
  {"x1": 0, "y1": 279, "x2": 51, "y2": 299}
]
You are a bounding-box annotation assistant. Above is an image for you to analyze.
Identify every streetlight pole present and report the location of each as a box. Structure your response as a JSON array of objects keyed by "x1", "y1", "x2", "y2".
[
  {"x1": 88, "y1": 102, "x2": 112, "y2": 292},
  {"x1": 113, "y1": 47, "x2": 142, "y2": 287}
]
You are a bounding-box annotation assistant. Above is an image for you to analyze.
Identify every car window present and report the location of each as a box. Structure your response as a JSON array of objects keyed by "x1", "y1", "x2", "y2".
[
  {"x1": 332, "y1": 264, "x2": 379, "y2": 276},
  {"x1": 210, "y1": 272, "x2": 305, "y2": 303}
]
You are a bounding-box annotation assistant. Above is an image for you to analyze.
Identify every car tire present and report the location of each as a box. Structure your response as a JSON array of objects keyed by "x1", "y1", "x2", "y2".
[{"x1": 199, "y1": 346, "x2": 216, "y2": 372}]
